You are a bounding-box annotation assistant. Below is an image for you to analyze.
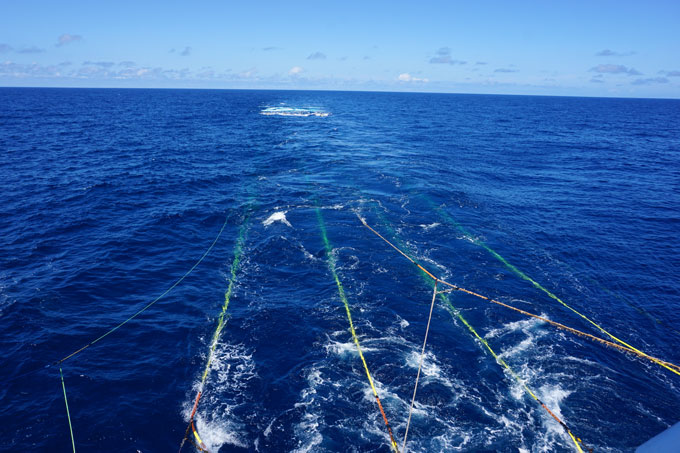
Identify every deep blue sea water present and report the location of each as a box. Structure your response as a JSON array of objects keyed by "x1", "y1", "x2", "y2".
[{"x1": 1, "y1": 88, "x2": 679, "y2": 452}]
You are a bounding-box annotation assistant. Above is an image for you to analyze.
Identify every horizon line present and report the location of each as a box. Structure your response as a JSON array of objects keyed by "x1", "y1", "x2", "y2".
[{"x1": 1, "y1": 85, "x2": 679, "y2": 101}]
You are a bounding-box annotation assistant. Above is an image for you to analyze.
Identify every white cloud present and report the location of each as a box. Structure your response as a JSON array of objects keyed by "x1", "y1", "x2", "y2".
[
  {"x1": 56, "y1": 34, "x2": 82, "y2": 47},
  {"x1": 0, "y1": 60, "x2": 227, "y2": 83},
  {"x1": 0, "y1": 61, "x2": 65, "y2": 78},
  {"x1": 397, "y1": 73, "x2": 428, "y2": 83},
  {"x1": 289, "y1": 66, "x2": 303, "y2": 75},
  {"x1": 238, "y1": 68, "x2": 257, "y2": 78}
]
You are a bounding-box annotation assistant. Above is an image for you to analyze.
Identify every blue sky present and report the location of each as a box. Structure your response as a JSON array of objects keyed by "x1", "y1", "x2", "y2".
[{"x1": 1, "y1": 0, "x2": 679, "y2": 98}]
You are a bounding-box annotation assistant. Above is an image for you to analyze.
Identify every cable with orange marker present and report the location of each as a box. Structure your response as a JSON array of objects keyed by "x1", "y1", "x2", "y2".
[
  {"x1": 317, "y1": 207, "x2": 401, "y2": 452},
  {"x1": 179, "y1": 213, "x2": 250, "y2": 453},
  {"x1": 359, "y1": 213, "x2": 590, "y2": 452}
]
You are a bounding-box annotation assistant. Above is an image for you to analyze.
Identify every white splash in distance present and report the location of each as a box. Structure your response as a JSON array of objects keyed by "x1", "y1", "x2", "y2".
[
  {"x1": 420, "y1": 222, "x2": 441, "y2": 230},
  {"x1": 260, "y1": 106, "x2": 330, "y2": 117},
  {"x1": 263, "y1": 211, "x2": 292, "y2": 227}
]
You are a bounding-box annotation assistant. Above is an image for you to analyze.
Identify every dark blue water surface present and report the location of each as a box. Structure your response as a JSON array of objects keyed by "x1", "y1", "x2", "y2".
[{"x1": 1, "y1": 88, "x2": 679, "y2": 452}]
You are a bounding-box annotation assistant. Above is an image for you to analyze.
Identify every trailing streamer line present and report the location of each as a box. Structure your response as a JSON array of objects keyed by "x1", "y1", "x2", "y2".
[
  {"x1": 581, "y1": 274, "x2": 680, "y2": 338},
  {"x1": 430, "y1": 193, "x2": 679, "y2": 339},
  {"x1": 8, "y1": 216, "x2": 233, "y2": 385},
  {"x1": 316, "y1": 207, "x2": 401, "y2": 453},
  {"x1": 359, "y1": 212, "x2": 680, "y2": 376},
  {"x1": 441, "y1": 296, "x2": 588, "y2": 453},
  {"x1": 179, "y1": 211, "x2": 252, "y2": 453},
  {"x1": 59, "y1": 367, "x2": 76, "y2": 453},
  {"x1": 429, "y1": 202, "x2": 677, "y2": 377},
  {"x1": 53, "y1": 214, "x2": 230, "y2": 452},
  {"x1": 362, "y1": 212, "x2": 589, "y2": 453},
  {"x1": 442, "y1": 283, "x2": 680, "y2": 374},
  {"x1": 56, "y1": 215, "x2": 231, "y2": 366}
]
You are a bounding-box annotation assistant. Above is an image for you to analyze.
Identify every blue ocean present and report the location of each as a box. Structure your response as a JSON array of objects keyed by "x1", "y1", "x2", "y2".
[{"x1": 1, "y1": 88, "x2": 678, "y2": 452}]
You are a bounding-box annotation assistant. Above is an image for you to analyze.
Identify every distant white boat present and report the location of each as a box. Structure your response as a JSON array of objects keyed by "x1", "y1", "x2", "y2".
[{"x1": 260, "y1": 106, "x2": 330, "y2": 117}]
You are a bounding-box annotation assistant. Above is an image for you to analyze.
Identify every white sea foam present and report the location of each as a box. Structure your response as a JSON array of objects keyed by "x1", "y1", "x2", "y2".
[
  {"x1": 537, "y1": 384, "x2": 571, "y2": 421},
  {"x1": 478, "y1": 314, "x2": 582, "y2": 451},
  {"x1": 337, "y1": 254, "x2": 360, "y2": 271},
  {"x1": 183, "y1": 342, "x2": 257, "y2": 451},
  {"x1": 498, "y1": 336, "x2": 536, "y2": 361},
  {"x1": 260, "y1": 106, "x2": 330, "y2": 117},
  {"x1": 263, "y1": 211, "x2": 292, "y2": 227},
  {"x1": 263, "y1": 417, "x2": 276, "y2": 438},
  {"x1": 405, "y1": 350, "x2": 444, "y2": 380},
  {"x1": 194, "y1": 413, "x2": 248, "y2": 450},
  {"x1": 291, "y1": 366, "x2": 328, "y2": 453},
  {"x1": 292, "y1": 412, "x2": 324, "y2": 453},
  {"x1": 420, "y1": 222, "x2": 441, "y2": 230},
  {"x1": 404, "y1": 239, "x2": 450, "y2": 276},
  {"x1": 297, "y1": 368, "x2": 324, "y2": 403},
  {"x1": 486, "y1": 316, "x2": 543, "y2": 339},
  {"x1": 431, "y1": 432, "x2": 473, "y2": 451},
  {"x1": 324, "y1": 337, "x2": 377, "y2": 357},
  {"x1": 293, "y1": 330, "x2": 474, "y2": 452}
]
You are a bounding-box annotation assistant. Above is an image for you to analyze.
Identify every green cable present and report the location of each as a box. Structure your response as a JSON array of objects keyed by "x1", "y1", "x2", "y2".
[
  {"x1": 59, "y1": 367, "x2": 76, "y2": 453},
  {"x1": 202, "y1": 213, "x2": 249, "y2": 384},
  {"x1": 316, "y1": 206, "x2": 400, "y2": 453},
  {"x1": 371, "y1": 208, "x2": 586, "y2": 452},
  {"x1": 57, "y1": 214, "x2": 230, "y2": 365},
  {"x1": 427, "y1": 200, "x2": 676, "y2": 375},
  {"x1": 180, "y1": 205, "x2": 254, "y2": 452}
]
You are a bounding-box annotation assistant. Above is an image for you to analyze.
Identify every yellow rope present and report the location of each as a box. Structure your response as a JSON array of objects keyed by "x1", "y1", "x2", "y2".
[
  {"x1": 59, "y1": 367, "x2": 76, "y2": 453},
  {"x1": 430, "y1": 204, "x2": 678, "y2": 376},
  {"x1": 57, "y1": 215, "x2": 230, "y2": 365},
  {"x1": 445, "y1": 284, "x2": 680, "y2": 374},
  {"x1": 445, "y1": 298, "x2": 585, "y2": 452},
  {"x1": 179, "y1": 215, "x2": 250, "y2": 453},
  {"x1": 358, "y1": 214, "x2": 680, "y2": 376},
  {"x1": 361, "y1": 214, "x2": 590, "y2": 452},
  {"x1": 317, "y1": 207, "x2": 400, "y2": 453}
]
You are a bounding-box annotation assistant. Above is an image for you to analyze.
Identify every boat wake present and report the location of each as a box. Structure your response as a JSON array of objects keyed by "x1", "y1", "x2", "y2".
[{"x1": 260, "y1": 106, "x2": 330, "y2": 117}]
